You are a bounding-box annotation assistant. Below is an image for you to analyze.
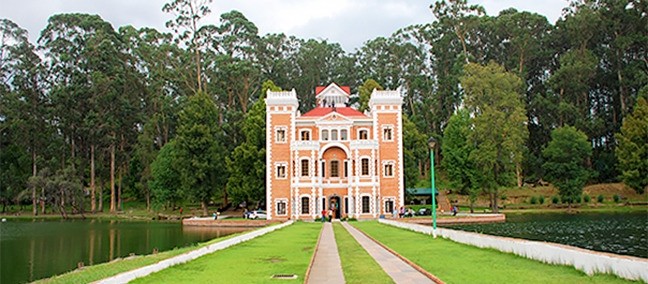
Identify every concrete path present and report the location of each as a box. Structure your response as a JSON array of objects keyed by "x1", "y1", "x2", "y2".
[
  {"x1": 341, "y1": 222, "x2": 435, "y2": 284},
  {"x1": 306, "y1": 222, "x2": 345, "y2": 284}
]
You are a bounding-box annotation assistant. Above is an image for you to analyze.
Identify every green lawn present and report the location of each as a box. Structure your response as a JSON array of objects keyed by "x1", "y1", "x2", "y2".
[
  {"x1": 352, "y1": 222, "x2": 636, "y2": 284},
  {"x1": 131, "y1": 222, "x2": 321, "y2": 283},
  {"x1": 37, "y1": 232, "x2": 240, "y2": 284},
  {"x1": 332, "y1": 223, "x2": 393, "y2": 284}
]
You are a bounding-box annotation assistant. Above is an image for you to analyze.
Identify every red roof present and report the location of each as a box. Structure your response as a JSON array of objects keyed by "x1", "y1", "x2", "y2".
[
  {"x1": 301, "y1": 107, "x2": 366, "y2": 117},
  {"x1": 315, "y1": 84, "x2": 351, "y2": 95}
]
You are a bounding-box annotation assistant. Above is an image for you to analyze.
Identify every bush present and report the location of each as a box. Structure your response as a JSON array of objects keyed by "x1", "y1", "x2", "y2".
[
  {"x1": 530, "y1": 196, "x2": 538, "y2": 204},
  {"x1": 583, "y1": 195, "x2": 591, "y2": 203},
  {"x1": 552, "y1": 196, "x2": 559, "y2": 204},
  {"x1": 575, "y1": 195, "x2": 582, "y2": 203},
  {"x1": 538, "y1": 196, "x2": 545, "y2": 204},
  {"x1": 613, "y1": 194, "x2": 621, "y2": 203},
  {"x1": 500, "y1": 194, "x2": 507, "y2": 200},
  {"x1": 597, "y1": 194, "x2": 604, "y2": 203}
]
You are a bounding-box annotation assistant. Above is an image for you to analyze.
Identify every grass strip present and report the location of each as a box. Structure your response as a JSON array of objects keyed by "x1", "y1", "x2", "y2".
[
  {"x1": 332, "y1": 223, "x2": 394, "y2": 284},
  {"x1": 352, "y1": 222, "x2": 636, "y2": 284},
  {"x1": 36, "y1": 228, "x2": 247, "y2": 284},
  {"x1": 131, "y1": 222, "x2": 320, "y2": 283}
]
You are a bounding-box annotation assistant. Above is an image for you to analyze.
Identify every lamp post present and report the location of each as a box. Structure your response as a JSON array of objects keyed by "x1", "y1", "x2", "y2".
[{"x1": 428, "y1": 137, "x2": 437, "y2": 238}]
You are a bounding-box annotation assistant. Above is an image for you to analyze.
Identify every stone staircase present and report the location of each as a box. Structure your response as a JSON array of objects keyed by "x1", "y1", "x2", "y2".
[{"x1": 436, "y1": 190, "x2": 452, "y2": 213}]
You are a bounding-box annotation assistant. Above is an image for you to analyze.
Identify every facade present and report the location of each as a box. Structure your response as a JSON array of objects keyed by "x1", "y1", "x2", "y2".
[{"x1": 265, "y1": 83, "x2": 403, "y2": 220}]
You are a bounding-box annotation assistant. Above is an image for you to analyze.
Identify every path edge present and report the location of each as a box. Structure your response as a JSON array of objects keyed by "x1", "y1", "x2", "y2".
[
  {"x1": 303, "y1": 223, "x2": 325, "y2": 284},
  {"x1": 348, "y1": 222, "x2": 445, "y2": 284},
  {"x1": 93, "y1": 220, "x2": 294, "y2": 284}
]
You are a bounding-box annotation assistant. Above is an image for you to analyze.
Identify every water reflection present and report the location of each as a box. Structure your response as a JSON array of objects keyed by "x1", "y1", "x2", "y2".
[
  {"x1": 447, "y1": 212, "x2": 647, "y2": 258},
  {"x1": 0, "y1": 219, "x2": 248, "y2": 284}
]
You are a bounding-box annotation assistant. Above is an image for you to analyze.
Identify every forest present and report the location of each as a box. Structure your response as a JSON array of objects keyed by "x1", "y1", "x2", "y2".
[{"x1": 0, "y1": 0, "x2": 646, "y2": 216}]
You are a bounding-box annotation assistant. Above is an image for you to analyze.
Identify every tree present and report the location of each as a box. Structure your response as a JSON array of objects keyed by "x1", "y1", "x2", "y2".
[
  {"x1": 163, "y1": 0, "x2": 212, "y2": 93},
  {"x1": 358, "y1": 79, "x2": 383, "y2": 112},
  {"x1": 175, "y1": 91, "x2": 225, "y2": 216},
  {"x1": 616, "y1": 98, "x2": 648, "y2": 194},
  {"x1": 461, "y1": 62, "x2": 528, "y2": 213},
  {"x1": 402, "y1": 115, "x2": 428, "y2": 189},
  {"x1": 442, "y1": 109, "x2": 478, "y2": 212},
  {"x1": 226, "y1": 80, "x2": 280, "y2": 207},
  {"x1": 543, "y1": 126, "x2": 593, "y2": 208},
  {"x1": 150, "y1": 140, "x2": 183, "y2": 209}
]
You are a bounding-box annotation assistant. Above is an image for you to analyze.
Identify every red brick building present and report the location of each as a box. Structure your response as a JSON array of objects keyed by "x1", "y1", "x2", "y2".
[{"x1": 265, "y1": 83, "x2": 403, "y2": 220}]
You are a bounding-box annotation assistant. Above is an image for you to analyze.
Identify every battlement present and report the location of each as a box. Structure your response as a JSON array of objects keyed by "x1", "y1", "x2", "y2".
[
  {"x1": 266, "y1": 89, "x2": 298, "y2": 107},
  {"x1": 369, "y1": 88, "x2": 403, "y2": 107}
]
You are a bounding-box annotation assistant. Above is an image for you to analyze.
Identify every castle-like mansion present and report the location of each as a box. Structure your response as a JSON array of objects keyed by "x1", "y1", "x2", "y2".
[{"x1": 266, "y1": 83, "x2": 403, "y2": 220}]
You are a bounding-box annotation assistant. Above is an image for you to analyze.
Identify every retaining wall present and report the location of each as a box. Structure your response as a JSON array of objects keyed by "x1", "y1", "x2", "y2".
[
  {"x1": 94, "y1": 221, "x2": 294, "y2": 284},
  {"x1": 379, "y1": 219, "x2": 648, "y2": 282}
]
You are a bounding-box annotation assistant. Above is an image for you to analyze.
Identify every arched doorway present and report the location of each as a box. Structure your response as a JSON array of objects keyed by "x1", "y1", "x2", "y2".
[{"x1": 329, "y1": 195, "x2": 341, "y2": 219}]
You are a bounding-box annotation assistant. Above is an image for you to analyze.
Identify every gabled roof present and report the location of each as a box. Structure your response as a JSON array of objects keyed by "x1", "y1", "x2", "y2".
[
  {"x1": 301, "y1": 107, "x2": 367, "y2": 118},
  {"x1": 315, "y1": 84, "x2": 350, "y2": 96}
]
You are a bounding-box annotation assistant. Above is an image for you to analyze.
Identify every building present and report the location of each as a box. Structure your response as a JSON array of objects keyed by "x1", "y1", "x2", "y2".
[{"x1": 265, "y1": 83, "x2": 403, "y2": 220}]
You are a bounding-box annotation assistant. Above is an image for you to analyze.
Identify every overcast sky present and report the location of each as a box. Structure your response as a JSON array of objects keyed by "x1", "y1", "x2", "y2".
[{"x1": 1, "y1": 0, "x2": 570, "y2": 52}]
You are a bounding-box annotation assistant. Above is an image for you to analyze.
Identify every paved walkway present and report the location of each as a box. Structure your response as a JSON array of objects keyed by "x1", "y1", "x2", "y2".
[
  {"x1": 341, "y1": 222, "x2": 435, "y2": 284},
  {"x1": 306, "y1": 222, "x2": 345, "y2": 284}
]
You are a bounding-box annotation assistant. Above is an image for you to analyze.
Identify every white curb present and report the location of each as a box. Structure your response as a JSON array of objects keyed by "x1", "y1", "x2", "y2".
[
  {"x1": 379, "y1": 219, "x2": 648, "y2": 282},
  {"x1": 94, "y1": 221, "x2": 294, "y2": 284}
]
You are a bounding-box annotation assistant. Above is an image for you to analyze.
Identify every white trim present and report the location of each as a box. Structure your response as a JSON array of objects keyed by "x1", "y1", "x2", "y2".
[
  {"x1": 382, "y1": 124, "x2": 394, "y2": 142},
  {"x1": 360, "y1": 194, "x2": 372, "y2": 214},
  {"x1": 382, "y1": 160, "x2": 395, "y2": 178},
  {"x1": 318, "y1": 142, "x2": 351, "y2": 159},
  {"x1": 357, "y1": 128, "x2": 370, "y2": 140},
  {"x1": 397, "y1": 106, "x2": 404, "y2": 208},
  {"x1": 299, "y1": 194, "x2": 311, "y2": 215},
  {"x1": 275, "y1": 126, "x2": 287, "y2": 143},
  {"x1": 300, "y1": 158, "x2": 311, "y2": 177},
  {"x1": 275, "y1": 162, "x2": 288, "y2": 179},
  {"x1": 275, "y1": 198, "x2": 288, "y2": 216},
  {"x1": 299, "y1": 129, "x2": 312, "y2": 141},
  {"x1": 359, "y1": 156, "x2": 371, "y2": 177}
]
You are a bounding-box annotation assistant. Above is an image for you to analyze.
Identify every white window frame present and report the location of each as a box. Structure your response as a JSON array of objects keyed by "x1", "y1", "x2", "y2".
[
  {"x1": 275, "y1": 198, "x2": 288, "y2": 216},
  {"x1": 275, "y1": 126, "x2": 287, "y2": 143},
  {"x1": 322, "y1": 129, "x2": 329, "y2": 141},
  {"x1": 360, "y1": 157, "x2": 370, "y2": 177},
  {"x1": 330, "y1": 159, "x2": 340, "y2": 178},
  {"x1": 300, "y1": 158, "x2": 310, "y2": 177},
  {"x1": 357, "y1": 128, "x2": 370, "y2": 140},
  {"x1": 382, "y1": 160, "x2": 395, "y2": 178},
  {"x1": 275, "y1": 162, "x2": 287, "y2": 179},
  {"x1": 361, "y1": 195, "x2": 371, "y2": 214},
  {"x1": 300, "y1": 129, "x2": 311, "y2": 141},
  {"x1": 340, "y1": 129, "x2": 348, "y2": 140},
  {"x1": 331, "y1": 129, "x2": 338, "y2": 140},
  {"x1": 382, "y1": 125, "x2": 394, "y2": 142},
  {"x1": 300, "y1": 195, "x2": 311, "y2": 215}
]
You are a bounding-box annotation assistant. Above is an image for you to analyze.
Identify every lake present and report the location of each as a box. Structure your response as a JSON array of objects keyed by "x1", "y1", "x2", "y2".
[
  {"x1": 0, "y1": 219, "x2": 248, "y2": 284},
  {"x1": 446, "y1": 211, "x2": 647, "y2": 258}
]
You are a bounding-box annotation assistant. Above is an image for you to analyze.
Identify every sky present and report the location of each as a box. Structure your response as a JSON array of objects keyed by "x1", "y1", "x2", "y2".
[{"x1": 1, "y1": 0, "x2": 570, "y2": 52}]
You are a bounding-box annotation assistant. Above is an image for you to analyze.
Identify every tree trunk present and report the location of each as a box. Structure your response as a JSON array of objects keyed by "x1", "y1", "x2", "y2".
[
  {"x1": 110, "y1": 142, "x2": 116, "y2": 213},
  {"x1": 98, "y1": 177, "x2": 103, "y2": 212},
  {"x1": 516, "y1": 162, "x2": 523, "y2": 188},
  {"x1": 32, "y1": 151, "x2": 37, "y2": 216},
  {"x1": 492, "y1": 190, "x2": 499, "y2": 213},
  {"x1": 117, "y1": 168, "x2": 122, "y2": 211},
  {"x1": 90, "y1": 144, "x2": 96, "y2": 213},
  {"x1": 146, "y1": 187, "x2": 151, "y2": 211},
  {"x1": 202, "y1": 200, "x2": 208, "y2": 217}
]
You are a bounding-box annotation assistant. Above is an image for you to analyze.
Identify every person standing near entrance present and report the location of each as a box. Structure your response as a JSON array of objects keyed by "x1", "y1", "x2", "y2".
[{"x1": 321, "y1": 209, "x2": 327, "y2": 223}]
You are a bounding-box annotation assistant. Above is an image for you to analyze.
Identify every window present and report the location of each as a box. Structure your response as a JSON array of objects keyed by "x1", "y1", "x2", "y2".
[
  {"x1": 340, "y1": 129, "x2": 348, "y2": 140},
  {"x1": 344, "y1": 161, "x2": 348, "y2": 177},
  {"x1": 301, "y1": 159, "x2": 309, "y2": 177},
  {"x1": 330, "y1": 160, "x2": 339, "y2": 177},
  {"x1": 344, "y1": 197, "x2": 349, "y2": 214},
  {"x1": 322, "y1": 130, "x2": 329, "y2": 141},
  {"x1": 321, "y1": 161, "x2": 326, "y2": 177},
  {"x1": 384, "y1": 163, "x2": 394, "y2": 177},
  {"x1": 301, "y1": 197, "x2": 310, "y2": 214},
  {"x1": 383, "y1": 126, "x2": 393, "y2": 141},
  {"x1": 300, "y1": 130, "x2": 310, "y2": 141},
  {"x1": 362, "y1": 196, "x2": 370, "y2": 213},
  {"x1": 361, "y1": 158, "x2": 370, "y2": 176},
  {"x1": 276, "y1": 164, "x2": 286, "y2": 178},
  {"x1": 277, "y1": 200, "x2": 287, "y2": 215},
  {"x1": 331, "y1": 130, "x2": 338, "y2": 140},
  {"x1": 359, "y1": 129, "x2": 368, "y2": 140},
  {"x1": 385, "y1": 200, "x2": 394, "y2": 214},
  {"x1": 276, "y1": 128, "x2": 286, "y2": 142}
]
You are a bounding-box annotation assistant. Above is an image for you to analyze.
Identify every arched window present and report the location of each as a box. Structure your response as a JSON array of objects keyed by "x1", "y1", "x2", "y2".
[
  {"x1": 301, "y1": 159, "x2": 309, "y2": 177},
  {"x1": 301, "y1": 130, "x2": 310, "y2": 141},
  {"x1": 362, "y1": 196, "x2": 370, "y2": 213},
  {"x1": 322, "y1": 130, "x2": 329, "y2": 141},
  {"x1": 361, "y1": 158, "x2": 370, "y2": 176},
  {"x1": 340, "y1": 129, "x2": 348, "y2": 140},
  {"x1": 331, "y1": 129, "x2": 338, "y2": 140},
  {"x1": 301, "y1": 196, "x2": 310, "y2": 214},
  {"x1": 359, "y1": 129, "x2": 368, "y2": 140}
]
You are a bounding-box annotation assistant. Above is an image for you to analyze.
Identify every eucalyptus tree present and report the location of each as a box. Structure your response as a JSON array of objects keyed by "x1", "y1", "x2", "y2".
[
  {"x1": 256, "y1": 33, "x2": 301, "y2": 90},
  {"x1": 163, "y1": 0, "x2": 212, "y2": 94},
  {"x1": 1, "y1": 19, "x2": 49, "y2": 214},
  {"x1": 430, "y1": 0, "x2": 485, "y2": 64},
  {"x1": 461, "y1": 62, "x2": 528, "y2": 212}
]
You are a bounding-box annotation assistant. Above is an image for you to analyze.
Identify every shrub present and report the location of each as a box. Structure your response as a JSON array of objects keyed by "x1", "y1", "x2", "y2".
[
  {"x1": 583, "y1": 195, "x2": 591, "y2": 203},
  {"x1": 552, "y1": 196, "x2": 559, "y2": 204},
  {"x1": 539, "y1": 196, "x2": 545, "y2": 204},
  {"x1": 500, "y1": 194, "x2": 507, "y2": 200},
  {"x1": 530, "y1": 196, "x2": 538, "y2": 204},
  {"x1": 348, "y1": 217, "x2": 358, "y2": 222},
  {"x1": 597, "y1": 194, "x2": 604, "y2": 203},
  {"x1": 613, "y1": 194, "x2": 621, "y2": 203}
]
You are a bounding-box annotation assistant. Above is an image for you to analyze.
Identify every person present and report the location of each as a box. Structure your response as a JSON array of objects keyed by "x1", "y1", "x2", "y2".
[
  {"x1": 179, "y1": 207, "x2": 183, "y2": 215},
  {"x1": 321, "y1": 209, "x2": 327, "y2": 223},
  {"x1": 452, "y1": 205, "x2": 458, "y2": 216},
  {"x1": 399, "y1": 206, "x2": 405, "y2": 218},
  {"x1": 328, "y1": 209, "x2": 332, "y2": 222},
  {"x1": 213, "y1": 212, "x2": 218, "y2": 220}
]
